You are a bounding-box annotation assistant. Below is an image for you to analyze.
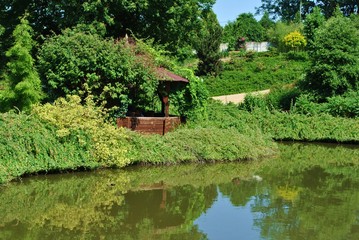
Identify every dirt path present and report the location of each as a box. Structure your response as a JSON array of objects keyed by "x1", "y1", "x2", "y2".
[{"x1": 211, "y1": 89, "x2": 270, "y2": 104}]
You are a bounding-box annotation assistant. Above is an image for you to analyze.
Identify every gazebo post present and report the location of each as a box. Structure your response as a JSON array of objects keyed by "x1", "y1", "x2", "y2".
[{"x1": 161, "y1": 82, "x2": 171, "y2": 117}]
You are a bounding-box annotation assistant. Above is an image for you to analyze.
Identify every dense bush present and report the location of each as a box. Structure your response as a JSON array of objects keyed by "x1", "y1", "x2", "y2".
[
  {"x1": 283, "y1": 31, "x2": 307, "y2": 51},
  {"x1": 32, "y1": 95, "x2": 131, "y2": 167},
  {"x1": 0, "y1": 112, "x2": 95, "y2": 184},
  {"x1": 293, "y1": 91, "x2": 359, "y2": 118},
  {"x1": 301, "y1": 15, "x2": 359, "y2": 99},
  {"x1": 239, "y1": 85, "x2": 300, "y2": 112},
  {"x1": 37, "y1": 28, "x2": 159, "y2": 115},
  {"x1": 206, "y1": 101, "x2": 359, "y2": 143},
  {"x1": 267, "y1": 21, "x2": 304, "y2": 52}
]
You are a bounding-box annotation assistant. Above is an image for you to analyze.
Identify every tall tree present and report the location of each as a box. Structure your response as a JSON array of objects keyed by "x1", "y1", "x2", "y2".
[
  {"x1": 0, "y1": 0, "x2": 216, "y2": 58},
  {"x1": 257, "y1": 0, "x2": 316, "y2": 22},
  {"x1": 195, "y1": 10, "x2": 223, "y2": 76},
  {"x1": 222, "y1": 13, "x2": 265, "y2": 50},
  {"x1": 258, "y1": 0, "x2": 359, "y2": 20},
  {"x1": 303, "y1": 6, "x2": 325, "y2": 50},
  {"x1": 259, "y1": 11, "x2": 276, "y2": 41},
  {"x1": 1, "y1": 17, "x2": 43, "y2": 112},
  {"x1": 300, "y1": 14, "x2": 359, "y2": 99}
]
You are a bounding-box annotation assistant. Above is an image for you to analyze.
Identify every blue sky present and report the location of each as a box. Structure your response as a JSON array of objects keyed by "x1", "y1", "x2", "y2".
[{"x1": 213, "y1": 0, "x2": 263, "y2": 26}]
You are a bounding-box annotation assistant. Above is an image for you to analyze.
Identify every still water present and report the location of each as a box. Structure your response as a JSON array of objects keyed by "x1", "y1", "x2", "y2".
[{"x1": 1, "y1": 143, "x2": 358, "y2": 240}]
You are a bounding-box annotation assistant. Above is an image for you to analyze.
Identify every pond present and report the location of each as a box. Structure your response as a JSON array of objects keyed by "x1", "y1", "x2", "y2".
[{"x1": 0, "y1": 143, "x2": 358, "y2": 240}]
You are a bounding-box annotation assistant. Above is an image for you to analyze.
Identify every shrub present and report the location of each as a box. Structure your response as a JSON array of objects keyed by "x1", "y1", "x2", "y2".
[
  {"x1": 0, "y1": 112, "x2": 94, "y2": 184},
  {"x1": 37, "y1": 28, "x2": 159, "y2": 115},
  {"x1": 301, "y1": 15, "x2": 359, "y2": 99},
  {"x1": 283, "y1": 31, "x2": 307, "y2": 51},
  {"x1": 325, "y1": 91, "x2": 359, "y2": 118},
  {"x1": 32, "y1": 95, "x2": 131, "y2": 167}
]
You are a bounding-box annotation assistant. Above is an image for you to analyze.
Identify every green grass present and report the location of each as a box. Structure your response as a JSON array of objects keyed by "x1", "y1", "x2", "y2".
[
  {"x1": 0, "y1": 110, "x2": 278, "y2": 184},
  {"x1": 127, "y1": 127, "x2": 277, "y2": 165},
  {"x1": 204, "y1": 53, "x2": 308, "y2": 96},
  {"x1": 206, "y1": 101, "x2": 359, "y2": 143}
]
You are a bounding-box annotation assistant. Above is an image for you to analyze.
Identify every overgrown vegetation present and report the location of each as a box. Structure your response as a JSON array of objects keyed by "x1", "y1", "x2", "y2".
[
  {"x1": 204, "y1": 53, "x2": 308, "y2": 96},
  {"x1": 0, "y1": 112, "x2": 95, "y2": 184},
  {"x1": 1, "y1": 1, "x2": 358, "y2": 186},
  {"x1": 207, "y1": 101, "x2": 359, "y2": 143}
]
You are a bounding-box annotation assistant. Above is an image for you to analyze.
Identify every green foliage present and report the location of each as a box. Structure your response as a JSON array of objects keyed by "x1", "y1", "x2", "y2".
[
  {"x1": 195, "y1": 10, "x2": 223, "y2": 76},
  {"x1": 169, "y1": 67, "x2": 209, "y2": 121},
  {"x1": 259, "y1": 11, "x2": 276, "y2": 30},
  {"x1": 283, "y1": 31, "x2": 307, "y2": 51},
  {"x1": 206, "y1": 101, "x2": 359, "y2": 143},
  {"x1": 204, "y1": 54, "x2": 308, "y2": 96},
  {"x1": 128, "y1": 127, "x2": 277, "y2": 164},
  {"x1": 239, "y1": 85, "x2": 300, "y2": 112},
  {"x1": 293, "y1": 91, "x2": 359, "y2": 118},
  {"x1": 0, "y1": 17, "x2": 43, "y2": 112},
  {"x1": 0, "y1": 111, "x2": 95, "y2": 184},
  {"x1": 37, "y1": 28, "x2": 159, "y2": 115},
  {"x1": 301, "y1": 15, "x2": 359, "y2": 99},
  {"x1": 268, "y1": 21, "x2": 304, "y2": 52},
  {"x1": 222, "y1": 13, "x2": 265, "y2": 50},
  {"x1": 0, "y1": 0, "x2": 216, "y2": 59},
  {"x1": 285, "y1": 50, "x2": 309, "y2": 61},
  {"x1": 257, "y1": 0, "x2": 315, "y2": 22},
  {"x1": 32, "y1": 95, "x2": 131, "y2": 168},
  {"x1": 303, "y1": 6, "x2": 325, "y2": 50}
]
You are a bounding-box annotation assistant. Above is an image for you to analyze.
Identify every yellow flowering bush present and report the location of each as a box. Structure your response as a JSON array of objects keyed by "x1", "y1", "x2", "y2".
[
  {"x1": 33, "y1": 95, "x2": 130, "y2": 167},
  {"x1": 283, "y1": 31, "x2": 307, "y2": 50}
]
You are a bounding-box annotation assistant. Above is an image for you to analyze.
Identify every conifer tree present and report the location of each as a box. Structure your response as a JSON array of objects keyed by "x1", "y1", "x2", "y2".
[{"x1": 1, "y1": 17, "x2": 43, "y2": 112}]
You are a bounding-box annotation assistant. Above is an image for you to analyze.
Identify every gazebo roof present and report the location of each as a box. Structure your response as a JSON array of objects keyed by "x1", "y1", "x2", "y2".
[{"x1": 156, "y1": 67, "x2": 189, "y2": 83}]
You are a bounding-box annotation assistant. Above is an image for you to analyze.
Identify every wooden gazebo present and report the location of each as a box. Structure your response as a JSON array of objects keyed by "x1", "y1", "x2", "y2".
[{"x1": 116, "y1": 67, "x2": 189, "y2": 135}]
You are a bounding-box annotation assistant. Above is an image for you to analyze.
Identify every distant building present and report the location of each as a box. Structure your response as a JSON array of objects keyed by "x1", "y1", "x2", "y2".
[
  {"x1": 245, "y1": 42, "x2": 270, "y2": 52},
  {"x1": 219, "y1": 43, "x2": 229, "y2": 52}
]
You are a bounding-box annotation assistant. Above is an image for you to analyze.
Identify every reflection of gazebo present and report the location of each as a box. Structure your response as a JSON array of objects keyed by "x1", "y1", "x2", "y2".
[{"x1": 117, "y1": 67, "x2": 189, "y2": 135}]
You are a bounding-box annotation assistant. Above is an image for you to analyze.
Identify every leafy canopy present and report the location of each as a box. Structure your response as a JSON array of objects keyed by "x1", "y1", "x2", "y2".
[
  {"x1": 222, "y1": 13, "x2": 265, "y2": 50},
  {"x1": 301, "y1": 14, "x2": 359, "y2": 99}
]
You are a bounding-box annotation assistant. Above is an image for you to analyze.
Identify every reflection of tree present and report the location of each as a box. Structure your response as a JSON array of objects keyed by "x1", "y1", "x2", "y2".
[
  {"x1": 114, "y1": 184, "x2": 216, "y2": 239},
  {"x1": 251, "y1": 143, "x2": 359, "y2": 240},
  {"x1": 218, "y1": 181, "x2": 262, "y2": 207},
  {"x1": 0, "y1": 172, "x2": 130, "y2": 239}
]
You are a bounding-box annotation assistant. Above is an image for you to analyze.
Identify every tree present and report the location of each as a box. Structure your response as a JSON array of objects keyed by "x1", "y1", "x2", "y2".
[
  {"x1": 283, "y1": 31, "x2": 307, "y2": 51},
  {"x1": 259, "y1": 11, "x2": 276, "y2": 41},
  {"x1": 267, "y1": 21, "x2": 304, "y2": 52},
  {"x1": 37, "y1": 27, "x2": 159, "y2": 115},
  {"x1": 195, "y1": 10, "x2": 222, "y2": 76},
  {"x1": 303, "y1": 6, "x2": 325, "y2": 50},
  {"x1": 0, "y1": 0, "x2": 216, "y2": 59},
  {"x1": 0, "y1": 17, "x2": 43, "y2": 112},
  {"x1": 222, "y1": 13, "x2": 265, "y2": 50},
  {"x1": 258, "y1": 0, "x2": 359, "y2": 20},
  {"x1": 300, "y1": 15, "x2": 359, "y2": 99},
  {"x1": 257, "y1": 0, "x2": 316, "y2": 22}
]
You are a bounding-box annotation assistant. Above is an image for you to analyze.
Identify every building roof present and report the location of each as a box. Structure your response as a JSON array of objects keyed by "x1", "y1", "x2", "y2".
[{"x1": 156, "y1": 67, "x2": 189, "y2": 83}]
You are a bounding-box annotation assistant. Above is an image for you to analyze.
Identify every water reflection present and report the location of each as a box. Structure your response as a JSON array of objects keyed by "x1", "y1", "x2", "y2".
[{"x1": 0, "y1": 143, "x2": 358, "y2": 239}]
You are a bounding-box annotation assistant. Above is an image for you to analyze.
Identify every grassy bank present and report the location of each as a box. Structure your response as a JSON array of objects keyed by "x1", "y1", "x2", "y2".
[
  {"x1": 0, "y1": 112, "x2": 97, "y2": 184},
  {"x1": 204, "y1": 53, "x2": 308, "y2": 96},
  {"x1": 0, "y1": 99, "x2": 277, "y2": 184},
  {"x1": 1, "y1": 97, "x2": 358, "y2": 185},
  {"x1": 205, "y1": 101, "x2": 359, "y2": 143}
]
